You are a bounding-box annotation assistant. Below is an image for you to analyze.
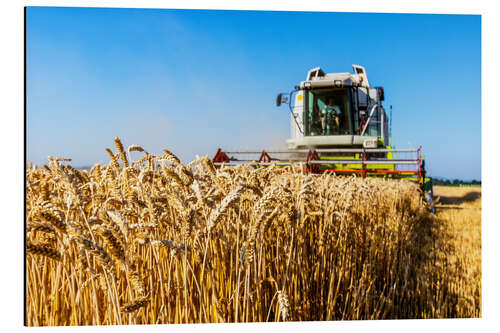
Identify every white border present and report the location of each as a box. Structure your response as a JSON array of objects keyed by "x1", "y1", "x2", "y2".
[{"x1": 2, "y1": 1, "x2": 498, "y2": 332}]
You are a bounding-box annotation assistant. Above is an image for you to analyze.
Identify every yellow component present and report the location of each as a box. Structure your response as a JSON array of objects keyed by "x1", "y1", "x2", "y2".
[
  {"x1": 317, "y1": 144, "x2": 398, "y2": 173},
  {"x1": 297, "y1": 94, "x2": 303, "y2": 101}
]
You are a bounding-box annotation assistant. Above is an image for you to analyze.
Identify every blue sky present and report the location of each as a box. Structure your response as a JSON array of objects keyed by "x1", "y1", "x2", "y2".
[{"x1": 26, "y1": 7, "x2": 481, "y2": 180}]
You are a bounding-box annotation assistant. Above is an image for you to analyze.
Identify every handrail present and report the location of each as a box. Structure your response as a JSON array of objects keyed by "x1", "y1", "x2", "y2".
[
  {"x1": 213, "y1": 147, "x2": 424, "y2": 184},
  {"x1": 224, "y1": 148, "x2": 419, "y2": 154}
]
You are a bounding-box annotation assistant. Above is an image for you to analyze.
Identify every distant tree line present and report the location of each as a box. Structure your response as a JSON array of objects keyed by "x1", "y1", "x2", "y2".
[{"x1": 432, "y1": 178, "x2": 481, "y2": 186}]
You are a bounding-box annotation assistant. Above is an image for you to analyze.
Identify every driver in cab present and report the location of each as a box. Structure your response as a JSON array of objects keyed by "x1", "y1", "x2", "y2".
[{"x1": 320, "y1": 97, "x2": 341, "y2": 135}]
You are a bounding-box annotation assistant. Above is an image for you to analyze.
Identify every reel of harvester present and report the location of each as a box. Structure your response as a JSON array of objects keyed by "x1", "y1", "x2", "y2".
[
  {"x1": 212, "y1": 146, "x2": 434, "y2": 212},
  {"x1": 213, "y1": 147, "x2": 426, "y2": 185}
]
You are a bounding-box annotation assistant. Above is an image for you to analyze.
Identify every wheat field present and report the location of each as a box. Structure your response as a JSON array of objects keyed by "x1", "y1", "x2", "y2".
[{"x1": 25, "y1": 138, "x2": 481, "y2": 326}]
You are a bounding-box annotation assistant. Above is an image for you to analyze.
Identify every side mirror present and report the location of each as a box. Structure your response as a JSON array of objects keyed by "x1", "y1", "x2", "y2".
[
  {"x1": 276, "y1": 93, "x2": 283, "y2": 107},
  {"x1": 378, "y1": 87, "x2": 385, "y2": 101},
  {"x1": 276, "y1": 93, "x2": 288, "y2": 107}
]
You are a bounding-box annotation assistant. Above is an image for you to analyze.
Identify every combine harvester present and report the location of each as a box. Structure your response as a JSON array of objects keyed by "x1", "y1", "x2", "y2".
[{"x1": 212, "y1": 65, "x2": 433, "y2": 205}]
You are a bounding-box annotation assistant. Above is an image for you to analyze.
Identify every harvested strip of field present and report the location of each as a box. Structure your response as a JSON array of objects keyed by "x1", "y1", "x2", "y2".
[
  {"x1": 431, "y1": 186, "x2": 482, "y2": 318},
  {"x1": 25, "y1": 138, "x2": 481, "y2": 325}
]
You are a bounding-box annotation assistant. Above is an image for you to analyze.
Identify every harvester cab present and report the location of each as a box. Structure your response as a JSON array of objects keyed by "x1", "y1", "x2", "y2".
[
  {"x1": 277, "y1": 64, "x2": 386, "y2": 150},
  {"x1": 213, "y1": 65, "x2": 432, "y2": 208}
]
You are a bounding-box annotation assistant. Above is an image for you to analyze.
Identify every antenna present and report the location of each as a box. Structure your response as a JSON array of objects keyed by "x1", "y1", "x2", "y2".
[{"x1": 389, "y1": 105, "x2": 394, "y2": 148}]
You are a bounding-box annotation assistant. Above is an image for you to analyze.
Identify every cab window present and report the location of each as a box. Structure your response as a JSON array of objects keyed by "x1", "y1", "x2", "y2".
[{"x1": 306, "y1": 88, "x2": 353, "y2": 136}]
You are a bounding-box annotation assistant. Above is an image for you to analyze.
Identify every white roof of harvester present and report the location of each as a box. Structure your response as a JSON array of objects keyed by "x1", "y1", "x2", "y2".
[{"x1": 300, "y1": 64, "x2": 370, "y2": 89}]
